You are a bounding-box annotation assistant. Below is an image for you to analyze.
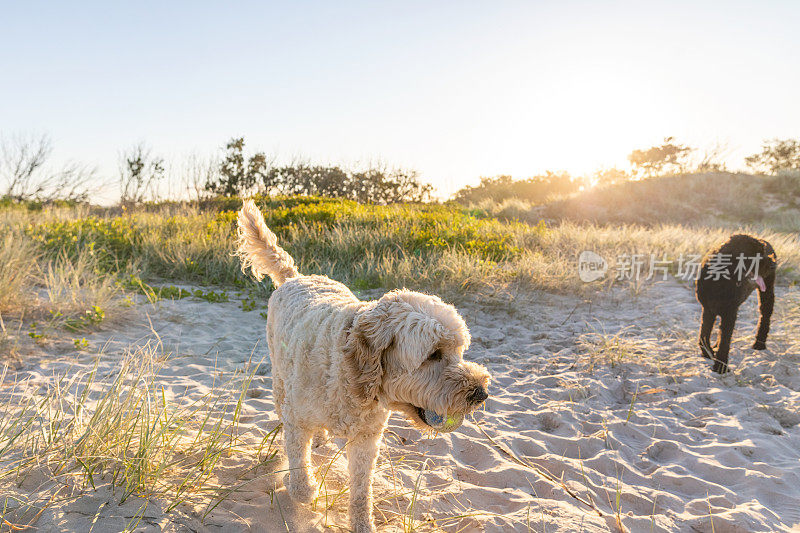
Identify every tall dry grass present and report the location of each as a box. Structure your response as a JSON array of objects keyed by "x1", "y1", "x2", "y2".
[
  {"x1": 0, "y1": 339, "x2": 275, "y2": 528},
  {"x1": 41, "y1": 251, "x2": 121, "y2": 320},
  {"x1": 2, "y1": 187, "x2": 799, "y2": 307},
  {"x1": 0, "y1": 231, "x2": 38, "y2": 313}
]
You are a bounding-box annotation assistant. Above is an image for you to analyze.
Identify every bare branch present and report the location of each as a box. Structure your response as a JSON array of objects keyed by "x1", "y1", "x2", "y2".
[
  {"x1": 181, "y1": 153, "x2": 218, "y2": 203},
  {"x1": 119, "y1": 143, "x2": 165, "y2": 205},
  {"x1": 1, "y1": 133, "x2": 53, "y2": 199}
]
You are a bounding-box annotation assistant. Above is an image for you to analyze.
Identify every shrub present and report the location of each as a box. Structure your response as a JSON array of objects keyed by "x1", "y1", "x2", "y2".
[
  {"x1": 263, "y1": 164, "x2": 432, "y2": 204},
  {"x1": 202, "y1": 138, "x2": 433, "y2": 204},
  {"x1": 205, "y1": 137, "x2": 268, "y2": 197},
  {"x1": 627, "y1": 137, "x2": 693, "y2": 177},
  {"x1": 453, "y1": 172, "x2": 580, "y2": 205},
  {"x1": 745, "y1": 139, "x2": 800, "y2": 174}
]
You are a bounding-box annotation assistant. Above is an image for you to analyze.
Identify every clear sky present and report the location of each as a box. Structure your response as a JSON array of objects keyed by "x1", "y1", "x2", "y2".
[{"x1": 2, "y1": 1, "x2": 799, "y2": 199}]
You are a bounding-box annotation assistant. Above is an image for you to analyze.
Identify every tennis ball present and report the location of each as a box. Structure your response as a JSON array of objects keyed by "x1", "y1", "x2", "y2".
[{"x1": 422, "y1": 410, "x2": 464, "y2": 432}]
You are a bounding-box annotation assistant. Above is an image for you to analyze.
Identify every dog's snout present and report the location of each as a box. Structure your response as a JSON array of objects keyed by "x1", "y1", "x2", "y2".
[{"x1": 468, "y1": 386, "x2": 489, "y2": 405}]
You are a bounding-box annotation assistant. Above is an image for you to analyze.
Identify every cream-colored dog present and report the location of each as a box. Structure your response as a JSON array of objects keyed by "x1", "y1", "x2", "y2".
[{"x1": 236, "y1": 200, "x2": 490, "y2": 533}]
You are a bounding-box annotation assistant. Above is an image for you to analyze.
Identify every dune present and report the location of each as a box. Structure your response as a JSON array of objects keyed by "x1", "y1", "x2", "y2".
[{"x1": 1, "y1": 279, "x2": 799, "y2": 532}]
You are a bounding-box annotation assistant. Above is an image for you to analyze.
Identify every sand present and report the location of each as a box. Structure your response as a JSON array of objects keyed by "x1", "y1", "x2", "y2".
[{"x1": 2, "y1": 279, "x2": 799, "y2": 532}]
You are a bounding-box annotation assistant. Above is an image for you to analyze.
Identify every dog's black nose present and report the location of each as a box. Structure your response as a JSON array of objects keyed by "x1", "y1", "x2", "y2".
[{"x1": 468, "y1": 386, "x2": 489, "y2": 404}]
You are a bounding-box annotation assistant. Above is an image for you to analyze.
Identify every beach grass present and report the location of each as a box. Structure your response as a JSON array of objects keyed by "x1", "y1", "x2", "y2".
[
  {"x1": 2, "y1": 175, "x2": 798, "y2": 324},
  {"x1": 0, "y1": 338, "x2": 274, "y2": 529}
]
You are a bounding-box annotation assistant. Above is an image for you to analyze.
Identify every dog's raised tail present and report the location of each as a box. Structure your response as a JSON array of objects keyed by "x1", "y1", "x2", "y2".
[{"x1": 236, "y1": 200, "x2": 300, "y2": 287}]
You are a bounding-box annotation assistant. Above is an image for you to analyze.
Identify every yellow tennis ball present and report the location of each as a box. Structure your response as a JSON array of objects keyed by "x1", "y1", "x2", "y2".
[{"x1": 423, "y1": 410, "x2": 464, "y2": 432}]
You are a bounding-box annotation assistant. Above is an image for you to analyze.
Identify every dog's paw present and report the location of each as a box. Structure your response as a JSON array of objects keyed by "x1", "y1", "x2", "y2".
[
  {"x1": 283, "y1": 472, "x2": 318, "y2": 504},
  {"x1": 712, "y1": 361, "x2": 729, "y2": 374},
  {"x1": 752, "y1": 341, "x2": 767, "y2": 350},
  {"x1": 350, "y1": 520, "x2": 377, "y2": 533}
]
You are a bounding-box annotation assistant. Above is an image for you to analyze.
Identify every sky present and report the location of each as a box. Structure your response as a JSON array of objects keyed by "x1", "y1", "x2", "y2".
[{"x1": 2, "y1": 1, "x2": 799, "y2": 200}]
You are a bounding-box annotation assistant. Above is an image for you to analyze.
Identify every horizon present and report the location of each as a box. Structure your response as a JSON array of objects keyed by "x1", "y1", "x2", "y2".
[{"x1": 2, "y1": 1, "x2": 799, "y2": 201}]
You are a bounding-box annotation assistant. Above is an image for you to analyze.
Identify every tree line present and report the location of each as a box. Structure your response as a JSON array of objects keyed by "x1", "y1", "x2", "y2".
[
  {"x1": 0, "y1": 135, "x2": 433, "y2": 206},
  {"x1": 1, "y1": 133, "x2": 798, "y2": 205},
  {"x1": 202, "y1": 138, "x2": 431, "y2": 204},
  {"x1": 454, "y1": 137, "x2": 800, "y2": 205}
]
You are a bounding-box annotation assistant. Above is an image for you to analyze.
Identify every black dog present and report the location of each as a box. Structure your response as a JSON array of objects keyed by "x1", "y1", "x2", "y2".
[{"x1": 695, "y1": 234, "x2": 777, "y2": 373}]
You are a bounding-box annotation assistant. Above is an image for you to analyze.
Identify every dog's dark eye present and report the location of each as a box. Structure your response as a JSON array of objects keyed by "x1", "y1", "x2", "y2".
[{"x1": 428, "y1": 349, "x2": 442, "y2": 362}]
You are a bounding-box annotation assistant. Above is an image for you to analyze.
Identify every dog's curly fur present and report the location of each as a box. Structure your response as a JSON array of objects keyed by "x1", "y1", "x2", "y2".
[
  {"x1": 236, "y1": 200, "x2": 491, "y2": 533},
  {"x1": 695, "y1": 234, "x2": 777, "y2": 374}
]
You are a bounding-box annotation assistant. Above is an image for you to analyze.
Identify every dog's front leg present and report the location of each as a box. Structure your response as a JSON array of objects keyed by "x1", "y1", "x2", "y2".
[
  {"x1": 699, "y1": 308, "x2": 716, "y2": 359},
  {"x1": 347, "y1": 434, "x2": 381, "y2": 533}
]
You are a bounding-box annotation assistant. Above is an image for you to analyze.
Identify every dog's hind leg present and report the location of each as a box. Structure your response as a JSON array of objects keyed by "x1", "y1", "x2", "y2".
[
  {"x1": 272, "y1": 377, "x2": 285, "y2": 420},
  {"x1": 346, "y1": 434, "x2": 381, "y2": 533},
  {"x1": 712, "y1": 311, "x2": 737, "y2": 374},
  {"x1": 312, "y1": 428, "x2": 329, "y2": 448},
  {"x1": 753, "y1": 277, "x2": 775, "y2": 350},
  {"x1": 699, "y1": 308, "x2": 716, "y2": 360},
  {"x1": 283, "y1": 422, "x2": 318, "y2": 504}
]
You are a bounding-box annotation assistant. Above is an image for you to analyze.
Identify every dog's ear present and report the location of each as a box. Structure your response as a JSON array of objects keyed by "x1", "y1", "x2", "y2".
[
  {"x1": 763, "y1": 241, "x2": 777, "y2": 263},
  {"x1": 343, "y1": 304, "x2": 394, "y2": 403},
  {"x1": 392, "y1": 312, "x2": 447, "y2": 373}
]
